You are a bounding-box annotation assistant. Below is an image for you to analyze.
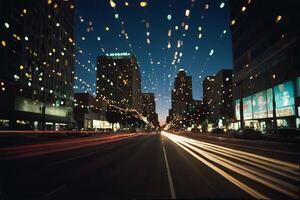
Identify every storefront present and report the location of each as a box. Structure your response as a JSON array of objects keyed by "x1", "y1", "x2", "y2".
[{"x1": 233, "y1": 79, "x2": 299, "y2": 130}]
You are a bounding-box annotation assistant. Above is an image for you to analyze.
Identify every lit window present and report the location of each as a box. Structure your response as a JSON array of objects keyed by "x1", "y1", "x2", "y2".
[
  {"x1": 109, "y1": 0, "x2": 116, "y2": 8},
  {"x1": 185, "y1": 9, "x2": 190, "y2": 17},
  {"x1": 220, "y1": 2, "x2": 225, "y2": 8},
  {"x1": 140, "y1": 1, "x2": 147, "y2": 7},
  {"x1": 276, "y1": 15, "x2": 282, "y2": 23},
  {"x1": 1, "y1": 40, "x2": 6, "y2": 47},
  {"x1": 4, "y1": 22, "x2": 9, "y2": 29}
]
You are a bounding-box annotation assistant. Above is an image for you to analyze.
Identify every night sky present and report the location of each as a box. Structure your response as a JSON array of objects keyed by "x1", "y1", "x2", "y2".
[{"x1": 74, "y1": 0, "x2": 233, "y2": 124}]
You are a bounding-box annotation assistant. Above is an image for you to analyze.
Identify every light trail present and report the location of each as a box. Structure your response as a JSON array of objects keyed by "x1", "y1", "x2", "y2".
[
  {"x1": 161, "y1": 131, "x2": 300, "y2": 199},
  {"x1": 191, "y1": 142, "x2": 299, "y2": 181},
  {"x1": 170, "y1": 133, "x2": 299, "y2": 171},
  {"x1": 0, "y1": 133, "x2": 139, "y2": 159}
]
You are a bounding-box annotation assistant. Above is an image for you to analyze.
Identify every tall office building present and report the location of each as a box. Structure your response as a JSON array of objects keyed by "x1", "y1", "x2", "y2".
[
  {"x1": 141, "y1": 93, "x2": 159, "y2": 127},
  {"x1": 203, "y1": 75, "x2": 216, "y2": 114},
  {"x1": 229, "y1": 0, "x2": 300, "y2": 130},
  {"x1": 203, "y1": 69, "x2": 233, "y2": 127},
  {"x1": 0, "y1": 0, "x2": 75, "y2": 130},
  {"x1": 96, "y1": 53, "x2": 142, "y2": 113},
  {"x1": 167, "y1": 69, "x2": 193, "y2": 122}
]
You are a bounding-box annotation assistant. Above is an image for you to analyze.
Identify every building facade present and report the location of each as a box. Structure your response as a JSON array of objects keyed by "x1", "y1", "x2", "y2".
[
  {"x1": 73, "y1": 93, "x2": 117, "y2": 130},
  {"x1": 167, "y1": 69, "x2": 193, "y2": 123},
  {"x1": 96, "y1": 53, "x2": 142, "y2": 113},
  {"x1": 0, "y1": 0, "x2": 75, "y2": 130},
  {"x1": 141, "y1": 93, "x2": 159, "y2": 128},
  {"x1": 229, "y1": 0, "x2": 300, "y2": 130},
  {"x1": 203, "y1": 75, "x2": 215, "y2": 117},
  {"x1": 203, "y1": 69, "x2": 233, "y2": 128}
]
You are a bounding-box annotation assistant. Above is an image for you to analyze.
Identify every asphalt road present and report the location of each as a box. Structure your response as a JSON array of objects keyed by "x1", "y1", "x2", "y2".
[{"x1": 0, "y1": 132, "x2": 299, "y2": 199}]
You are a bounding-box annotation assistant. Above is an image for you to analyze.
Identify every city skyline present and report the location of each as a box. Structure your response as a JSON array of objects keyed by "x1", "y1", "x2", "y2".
[
  {"x1": 74, "y1": 0, "x2": 233, "y2": 124},
  {"x1": 0, "y1": 1, "x2": 299, "y2": 199}
]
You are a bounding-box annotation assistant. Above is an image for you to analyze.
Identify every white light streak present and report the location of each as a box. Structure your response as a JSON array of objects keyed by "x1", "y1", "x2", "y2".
[{"x1": 161, "y1": 132, "x2": 300, "y2": 199}]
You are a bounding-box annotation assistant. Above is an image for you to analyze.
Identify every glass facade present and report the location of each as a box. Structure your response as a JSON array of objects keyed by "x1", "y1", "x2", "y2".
[{"x1": 235, "y1": 80, "x2": 298, "y2": 121}]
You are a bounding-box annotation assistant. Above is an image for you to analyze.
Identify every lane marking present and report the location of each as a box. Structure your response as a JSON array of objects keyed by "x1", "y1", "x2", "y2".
[
  {"x1": 162, "y1": 138, "x2": 176, "y2": 199},
  {"x1": 49, "y1": 151, "x2": 96, "y2": 166},
  {"x1": 40, "y1": 184, "x2": 66, "y2": 199}
]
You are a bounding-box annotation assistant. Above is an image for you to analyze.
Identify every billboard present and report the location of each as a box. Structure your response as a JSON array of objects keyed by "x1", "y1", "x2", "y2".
[
  {"x1": 252, "y1": 91, "x2": 267, "y2": 119},
  {"x1": 243, "y1": 96, "x2": 252, "y2": 120},
  {"x1": 274, "y1": 81, "x2": 295, "y2": 117},
  {"x1": 235, "y1": 99, "x2": 240, "y2": 120}
]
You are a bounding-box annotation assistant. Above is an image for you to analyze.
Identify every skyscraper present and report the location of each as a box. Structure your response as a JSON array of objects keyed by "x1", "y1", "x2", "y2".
[
  {"x1": 96, "y1": 53, "x2": 142, "y2": 113},
  {"x1": 0, "y1": 0, "x2": 75, "y2": 130},
  {"x1": 203, "y1": 69, "x2": 233, "y2": 127},
  {"x1": 167, "y1": 69, "x2": 193, "y2": 122},
  {"x1": 229, "y1": 0, "x2": 300, "y2": 130},
  {"x1": 141, "y1": 93, "x2": 159, "y2": 127}
]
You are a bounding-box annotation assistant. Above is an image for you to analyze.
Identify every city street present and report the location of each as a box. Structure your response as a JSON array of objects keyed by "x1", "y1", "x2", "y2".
[
  {"x1": 0, "y1": 132, "x2": 299, "y2": 199},
  {"x1": 1, "y1": 1, "x2": 300, "y2": 199}
]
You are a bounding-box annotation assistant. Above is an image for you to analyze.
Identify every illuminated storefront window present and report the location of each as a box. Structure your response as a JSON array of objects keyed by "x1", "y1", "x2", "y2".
[
  {"x1": 277, "y1": 119, "x2": 288, "y2": 127},
  {"x1": 235, "y1": 99, "x2": 240, "y2": 120},
  {"x1": 296, "y1": 117, "x2": 300, "y2": 129}
]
